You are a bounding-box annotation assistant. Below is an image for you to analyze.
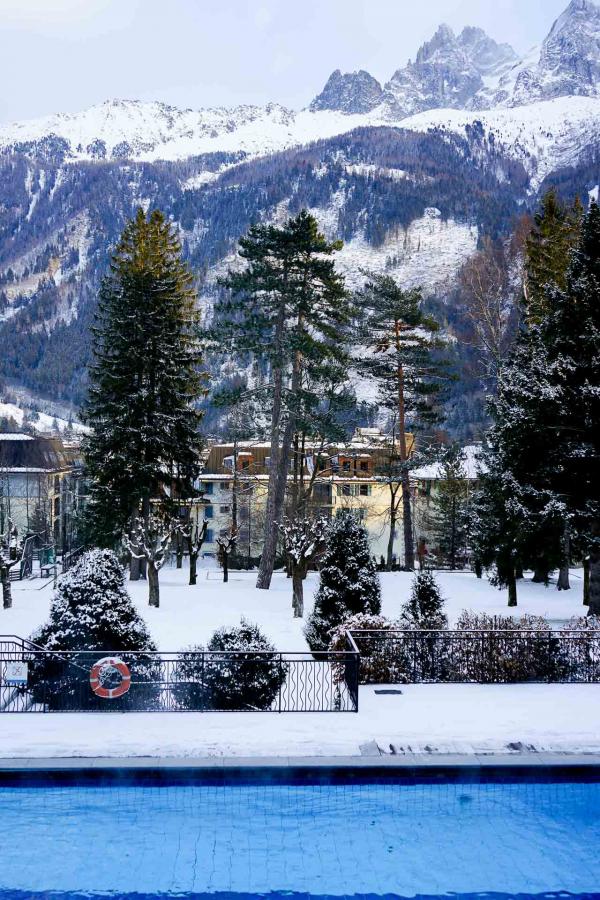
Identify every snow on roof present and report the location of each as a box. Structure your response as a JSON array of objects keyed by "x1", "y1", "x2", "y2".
[
  {"x1": 412, "y1": 445, "x2": 485, "y2": 481},
  {"x1": 0, "y1": 433, "x2": 34, "y2": 441}
]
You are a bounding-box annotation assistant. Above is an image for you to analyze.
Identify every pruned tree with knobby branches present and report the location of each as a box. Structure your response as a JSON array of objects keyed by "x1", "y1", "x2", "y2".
[
  {"x1": 279, "y1": 516, "x2": 329, "y2": 617},
  {"x1": 123, "y1": 516, "x2": 174, "y2": 607}
]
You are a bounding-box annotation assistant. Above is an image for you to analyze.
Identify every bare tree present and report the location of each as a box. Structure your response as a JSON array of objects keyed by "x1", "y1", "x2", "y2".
[
  {"x1": 279, "y1": 516, "x2": 328, "y2": 617},
  {"x1": 456, "y1": 234, "x2": 524, "y2": 390},
  {"x1": 124, "y1": 516, "x2": 173, "y2": 607},
  {"x1": 180, "y1": 520, "x2": 208, "y2": 585},
  {"x1": 217, "y1": 529, "x2": 238, "y2": 583},
  {"x1": 0, "y1": 520, "x2": 23, "y2": 610}
]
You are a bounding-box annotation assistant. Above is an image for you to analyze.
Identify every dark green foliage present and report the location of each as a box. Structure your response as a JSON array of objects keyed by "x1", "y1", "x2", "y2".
[
  {"x1": 428, "y1": 445, "x2": 470, "y2": 569},
  {"x1": 29, "y1": 549, "x2": 158, "y2": 710},
  {"x1": 525, "y1": 188, "x2": 582, "y2": 322},
  {"x1": 305, "y1": 511, "x2": 381, "y2": 651},
  {"x1": 173, "y1": 620, "x2": 286, "y2": 711},
  {"x1": 400, "y1": 571, "x2": 448, "y2": 629},
  {"x1": 83, "y1": 208, "x2": 205, "y2": 544}
]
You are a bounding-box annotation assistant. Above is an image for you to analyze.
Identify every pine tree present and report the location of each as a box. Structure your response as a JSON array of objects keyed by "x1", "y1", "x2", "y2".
[
  {"x1": 214, "y1": 210, "x2": 351, "y2": 590},
  {"x1": 471, "y1": 332, "x2": 564, "y2": 606},
  {"x1": 83, "y1": 209, "x2": 205, "y2": 548},
  {"x1": 525, "y1": 188, "x2": 582, "y2": 323},
  {"x1": 304, "y1": 511, "x2": 381, "y2": 651},
  {"x1": 31, "y1": 549, "x2": 157, "y2": 709},
  {"x1": 429, "y1": 444, "x2": 470, "y2": 570},
  {"x1": 357, "y1": 274, "x2": 450, "y2": 570},
  {"x1": 400, "y1": 570, "x2": 447, "y2": 629},
  {"x1": 539, "y1": 203, "x2": 600, "y2": 614}
]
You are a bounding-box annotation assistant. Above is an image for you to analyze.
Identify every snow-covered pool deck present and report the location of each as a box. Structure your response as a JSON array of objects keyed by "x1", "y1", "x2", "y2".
[{"x1": 1, "y1": 684, "x2": 599, "y2": 761}]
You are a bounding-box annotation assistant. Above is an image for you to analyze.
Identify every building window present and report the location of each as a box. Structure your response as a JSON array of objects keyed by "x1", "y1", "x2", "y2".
[
  {"x1": 359, "y1": 484, "x2": 371, "y2": 497},
  {"x1": 360, "y1": 461, "x2": 369, "y2": 472},
  {"x1": 219, "y1": 505, "x2": 230, "y2": 514},
  {"x1": 205, "y1": 529, "x2": 214, "y2": 543},
  {"x1": 221, "y1": 482, "x2": 231, "y2": 492},
  {"x1": 205, "y1": 506, "x2": 213, "y2": 519},
  {"x1": 202, "y1": 482, "x2": 213, "y2": 495}
]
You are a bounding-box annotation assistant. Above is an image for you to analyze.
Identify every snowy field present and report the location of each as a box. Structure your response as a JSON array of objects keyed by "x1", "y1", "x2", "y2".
[
  {"x1": 1, "y1": 562, "x2": 589, "y2": 653},
  {"x1": 1, "y1": 564, "x2": 595, "y2": 761},
  {"x1": 1, "y1": 684, "x2": 599, "y2": 759}
]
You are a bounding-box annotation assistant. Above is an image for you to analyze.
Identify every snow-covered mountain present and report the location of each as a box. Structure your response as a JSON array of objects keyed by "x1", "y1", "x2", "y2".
[
  {"x1": 0, "y1": 0, "x2": 598, "y2": 169},
  {"x1": 381, "y1": 24, "x2": 518, "y2": 119},
  {"x1": 2, "y1": 0, "x2": 600, "y2": 433}
]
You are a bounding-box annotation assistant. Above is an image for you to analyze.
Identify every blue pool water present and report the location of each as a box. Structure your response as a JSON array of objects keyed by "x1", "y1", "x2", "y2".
[{"x1": 0, "y1": 775, "x2": 599, "y2": 899}]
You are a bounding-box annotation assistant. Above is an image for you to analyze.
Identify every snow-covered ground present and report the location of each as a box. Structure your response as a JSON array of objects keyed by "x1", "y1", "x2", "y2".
[
  {"x1": 0, "y1": 684, "x2": 598, "y2": 759},
  {"x1": 1, "y1": 564, "x2": 588, "y2": 653},
  {"x1": 1, "y1": 564, "x2": 595, "y2": 760}
]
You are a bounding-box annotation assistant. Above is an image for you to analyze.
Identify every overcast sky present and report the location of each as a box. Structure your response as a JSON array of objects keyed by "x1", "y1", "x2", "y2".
[{"x1": 1, "y1": 0, "x2": 571, "y2": 123}]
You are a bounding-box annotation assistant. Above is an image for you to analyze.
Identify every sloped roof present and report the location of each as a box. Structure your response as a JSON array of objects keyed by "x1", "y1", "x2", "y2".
[{"x1": 0, "y1": 433, "x2": 71, "y2": 472}]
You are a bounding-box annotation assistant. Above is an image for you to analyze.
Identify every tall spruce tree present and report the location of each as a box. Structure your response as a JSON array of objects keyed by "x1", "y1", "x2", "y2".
[
  {"x1": 215, "y1": 210, "x2": 351, "y2": 590},
  {"x1": 357, "y1": 274, "x2": 449, "y2": 570},
  {"x1": 304, "y1": 511, "x2": 381, "y2": 651},
  {"x1": 525, "y1": 188, "x2": 582, "y2": 323},
  {"x1": 539, "y1": 203, "x2": 600, "y2": 613},
  {"x1": 83, "y1": 209, "x2": 204, "y2": 549},
  {"x1": 471, "y1": 331, "x2": 564, "y2": 605},
  {"x1": 429, "y1": 444, "x2": 470, "y2": 570}
]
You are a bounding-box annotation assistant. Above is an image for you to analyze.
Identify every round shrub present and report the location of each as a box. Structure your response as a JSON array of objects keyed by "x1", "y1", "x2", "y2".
[
  {"x1": 29, "y1": 549, "x2": 159, "y2": 710},
  {"x1": 173, "y1": 619, "x2": 287, "y2": 711}
]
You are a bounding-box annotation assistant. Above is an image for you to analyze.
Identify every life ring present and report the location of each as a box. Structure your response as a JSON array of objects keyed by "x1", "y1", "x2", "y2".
[{"x1": 89, "y1": 657, "x2": 131, "y2": 699}]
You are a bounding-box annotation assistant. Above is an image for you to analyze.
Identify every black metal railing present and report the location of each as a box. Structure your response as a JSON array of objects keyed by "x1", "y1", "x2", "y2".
[
  {"x1": 0, "y1": 637, "x2": 360, "y2": 713},
  {"x1": 349, "y1": 628, "x2": 600, "y2": 684}
]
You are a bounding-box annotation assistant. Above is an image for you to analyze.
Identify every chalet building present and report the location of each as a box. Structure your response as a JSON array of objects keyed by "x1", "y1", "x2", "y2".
[
  {"x1": 194, "y1": 428, "x2": 415, "y2": 562},
  {"x1": 0, "y1": 433, "x2": 85, "y2": 547}
]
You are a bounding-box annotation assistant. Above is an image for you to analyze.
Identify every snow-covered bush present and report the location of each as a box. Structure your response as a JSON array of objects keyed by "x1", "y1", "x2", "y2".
[
  {"x1": 400, "y1": 571, "x2": 448, "y2": 629},
  {"x1": 30, "y1": 549, "x2": 158, "y2": 709},
  {"x1": 173, "y1": 619, "x2": 286, "y2": 711},
  {"x1": 305, "y1": 512, "x2": 381, "y2": 652},
  {"x1": 329, "y1": 613, "x2": 408, "y2": 684},
  {"x1": 561, "y1": 616, "x2": 600, "y2": 681},
  {"x1": 453, "y1": 612, "x2": 565, "y2": 683}
]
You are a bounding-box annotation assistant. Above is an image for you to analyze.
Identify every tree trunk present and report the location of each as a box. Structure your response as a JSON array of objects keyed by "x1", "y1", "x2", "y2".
[
  {"x1": 507, "y1": 567, "x2": 518, "y2": 607},
  {"x1": 148, "y1": 563, "x2": 160, "y2": 608},
  {"x1": 474, "y1": 558, "x2": 483, "y2": 579},
  {"x1": 583, "y1": 556, "x2": 590, "y2": 607},
  {"x1": 189, "y1": 550, "x2": 198, "y2": 586},
  {"x1": 176, "y1": 532, "x2": 183, "y2": 570},
  {"x1": 532, "y1": 564, "x2": 550, "y2": 584},
  {"x1": 557, "y1": 524, "x2": 570, "y2": 591},
  {"x1": 1, "y1": 569, "x2": 12, "y2": 609},
  {"x1": 223, "y1": 554, "x2": 229, "y2": 583},
  {"x1": 401, "y1": 470, "x2": 415, "y2": 571},
  {"x1": 515, "y1": 561, "x2": 524, "y2": 580},
  {"x1": 292, "y1": 566, "x2": 304, "y2": 618},
  {"x1": 588, "y1": 546, "x2": 600, "y2": 617},
  {"x1": 256, "y1": 366, "x2": 284, "y2": 590},
  {"x1": 256, "y1": 369, "x2": 298, "y2": 590},
  {"x1": 386, "y1": 501, "x2": 396, "y2": 572}
]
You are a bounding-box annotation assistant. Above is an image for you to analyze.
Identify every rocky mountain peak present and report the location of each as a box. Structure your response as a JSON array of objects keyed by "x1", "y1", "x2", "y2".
[
  {"x1": 383, "y1": 23, "x2": 517, "y2": 119},
  {"x1": 509, "y1": 0, "x2": 600, "y2": 105},
  {"x1": 415, "y1": 24, "x2": 456, "y2": 64},
  {"x1": 309, "y1": 69, "x2": 384, "y2": 114}
]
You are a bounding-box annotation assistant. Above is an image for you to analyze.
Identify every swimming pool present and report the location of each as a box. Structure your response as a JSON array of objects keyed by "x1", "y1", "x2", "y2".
[{"x1": 0, "y1": 769, "x2": 599, "y2": 899}]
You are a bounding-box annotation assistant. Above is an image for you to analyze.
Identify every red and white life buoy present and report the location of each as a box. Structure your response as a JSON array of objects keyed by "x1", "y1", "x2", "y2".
[{"x1": 89, "y1": 657, "x2": 131, "y2": 699}]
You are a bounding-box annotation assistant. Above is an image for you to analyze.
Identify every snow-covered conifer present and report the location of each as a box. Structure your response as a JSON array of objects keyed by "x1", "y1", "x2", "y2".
[
  {"x1": 400, "y1": 570, "x2": 447, "y2": 629},
  {"x1": 304, "y1": 511, "x2": 381, "y2": 651}
]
